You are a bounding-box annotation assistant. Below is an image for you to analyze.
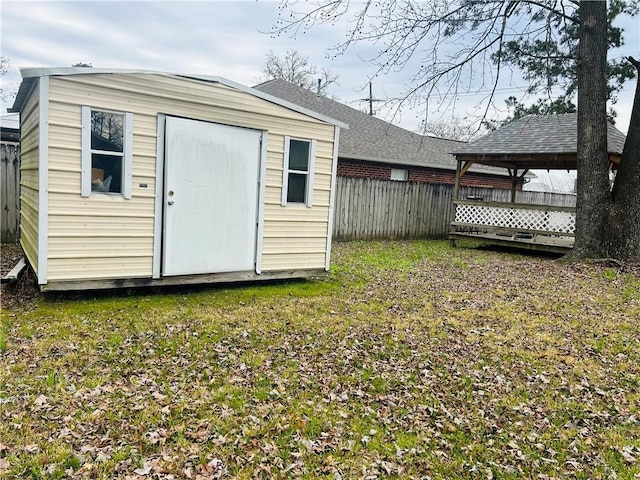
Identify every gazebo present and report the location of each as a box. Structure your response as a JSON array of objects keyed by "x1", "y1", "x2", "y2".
[{"x1": 449, "y1": 113, "x2": 626, "y2": 253}]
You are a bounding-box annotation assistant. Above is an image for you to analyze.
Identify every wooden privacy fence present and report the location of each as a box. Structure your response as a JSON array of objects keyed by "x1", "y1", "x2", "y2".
[
  {"x1": 333, "y1": 177, "x2": 576, "y2": 240},
  {"x1": 0, "y1": 154, "x2": 578, "y2": 244},
  {"x1": 1, "y1": 142, "x2": 20, "y2": 243}
]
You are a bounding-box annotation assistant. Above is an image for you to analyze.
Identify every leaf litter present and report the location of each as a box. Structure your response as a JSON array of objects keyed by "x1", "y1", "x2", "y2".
[{"x1": 1, "y1": 240, "x2": 639, "y2": 478}]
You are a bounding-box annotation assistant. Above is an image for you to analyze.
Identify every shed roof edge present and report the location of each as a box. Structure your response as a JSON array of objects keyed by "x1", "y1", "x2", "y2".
[{"x1": 10, "y1": 67, "x2": 348, "y2": 128}]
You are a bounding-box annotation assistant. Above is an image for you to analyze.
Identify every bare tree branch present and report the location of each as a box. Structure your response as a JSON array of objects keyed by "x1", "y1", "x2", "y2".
[
  {"x1": 270, "y1": 0, "x2": 583, "y2": 125},
  {"x1": 258, "y1": 49, "x2": 338, "y2": 95}
]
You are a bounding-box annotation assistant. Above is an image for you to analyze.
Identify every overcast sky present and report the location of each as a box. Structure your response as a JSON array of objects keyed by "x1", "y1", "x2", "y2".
[{"x1": 2, "y1": 0, "x2": 638, "y2": 137}]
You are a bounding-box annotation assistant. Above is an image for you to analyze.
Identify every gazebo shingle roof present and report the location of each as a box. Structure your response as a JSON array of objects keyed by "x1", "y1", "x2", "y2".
[{"x1": 454, "y1": 113, "x2": 626, "y2": 156}]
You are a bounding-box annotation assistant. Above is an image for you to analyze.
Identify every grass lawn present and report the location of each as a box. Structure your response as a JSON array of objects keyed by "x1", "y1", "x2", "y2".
[{"x1": 1, "y1": 240, "x2": 639, "y2": 479}]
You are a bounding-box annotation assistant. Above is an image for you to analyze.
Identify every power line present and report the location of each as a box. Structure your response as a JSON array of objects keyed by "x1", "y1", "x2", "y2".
[{"x1": 345, "y1": 78, "x2": 635, "y2": 110}]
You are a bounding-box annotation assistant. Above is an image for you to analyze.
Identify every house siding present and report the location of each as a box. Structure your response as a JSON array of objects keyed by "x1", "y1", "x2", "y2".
[
  {"x1": 19, "y1": 83, "x2": 40, "y2": 274},
  {"x1": 44, "y1": 74, "x2": 336, "y2": 282},
  {"x1": 337, "y1": 158, "x2": 523, "y2": 190}
]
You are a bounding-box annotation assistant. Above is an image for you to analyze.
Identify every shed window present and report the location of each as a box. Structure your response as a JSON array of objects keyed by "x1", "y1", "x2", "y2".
[
  {"x1": 391, "y1": 168, "x2": 408, "y2": 181},
  {"x1": 81, "y1": 107, "x2": 133, "y2": 198},
  {"x1": 282, "y1": 136, "x2": 316, "y2": 207}
]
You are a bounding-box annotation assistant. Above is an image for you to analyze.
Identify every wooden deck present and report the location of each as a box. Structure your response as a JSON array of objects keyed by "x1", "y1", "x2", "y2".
[
  {"x1": 449, "y1": 200, "x2": 575, "y2": 254},
  {"x1": 449, "y1": 231, "x2": 574, "y2": 254}
]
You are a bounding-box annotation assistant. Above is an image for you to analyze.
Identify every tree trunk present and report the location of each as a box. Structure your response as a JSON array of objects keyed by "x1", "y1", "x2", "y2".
[
  {"x1": 607, "y1": 58, "x2": 640, "y2": 261},
  {"x1": 573, "y1": 0, "x2": 611, "y2": 259}
]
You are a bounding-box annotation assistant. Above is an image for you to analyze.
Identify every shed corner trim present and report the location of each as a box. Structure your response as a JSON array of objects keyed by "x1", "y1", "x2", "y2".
[{"x1": 37, "y1": 76, "x2": 50, "y2": 285}]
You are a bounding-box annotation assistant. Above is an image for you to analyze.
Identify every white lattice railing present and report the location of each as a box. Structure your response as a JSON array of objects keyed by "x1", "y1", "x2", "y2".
[{"x1": 452, "y1": 200, "x2": 575, "y2": 236}]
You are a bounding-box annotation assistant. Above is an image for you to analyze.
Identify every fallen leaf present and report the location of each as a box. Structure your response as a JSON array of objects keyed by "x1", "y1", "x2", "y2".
[
  {"x1": 133, "y1": 462, "x2": 153, "y2": 476},
  {"x1": 619, "y1": 446, "x2": 637, "y2": 464}
]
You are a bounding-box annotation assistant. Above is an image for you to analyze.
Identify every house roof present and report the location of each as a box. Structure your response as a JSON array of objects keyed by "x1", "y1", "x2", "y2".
[
  {"x1": 454, "y1": 113, "x2": 626, "y2": 170},
  {"x1": 9, "y1": 67, "x2": 347, "y2": 129},
  {"x1": 254, "y1": 79, "x2": 511, "y2": 177}
]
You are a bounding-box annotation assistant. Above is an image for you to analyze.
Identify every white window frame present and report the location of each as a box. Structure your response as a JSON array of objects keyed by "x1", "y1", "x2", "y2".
[
  {"x1": 281, "y1": 136, "x2": 316, "y2": 207},
  {"x1": 81, "y1": 106, "x2": 133, "y2": 199},
  {"x1": 390, "y1": 168, "x2": 408, "y2": 181}
]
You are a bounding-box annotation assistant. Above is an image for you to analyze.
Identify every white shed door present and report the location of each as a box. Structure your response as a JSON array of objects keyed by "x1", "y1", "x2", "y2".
[{"x1": 163, "y1": 117, "x2": 262, "y2": 276}]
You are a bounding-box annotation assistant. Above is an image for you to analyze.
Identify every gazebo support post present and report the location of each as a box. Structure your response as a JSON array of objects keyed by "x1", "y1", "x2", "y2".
[
  {"x1": 510, "y1": 168, "x2": 518, "y2": 203},
  {"x1": 450, "y1": 159, "x2": 463, "y2": 247},
  {"x1": 454, "y1": 160, "x2": 462, "y2": 199}
]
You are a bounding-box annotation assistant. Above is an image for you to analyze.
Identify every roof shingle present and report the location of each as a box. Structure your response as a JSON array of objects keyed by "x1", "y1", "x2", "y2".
[{"x1": 454, "y1": 113, "x2": 626, "y2": 155}]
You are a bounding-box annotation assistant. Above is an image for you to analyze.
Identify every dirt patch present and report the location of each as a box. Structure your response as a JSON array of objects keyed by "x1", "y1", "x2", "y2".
[{"x1": 1, "y1": 243, "x2": 40, "y2": 311}]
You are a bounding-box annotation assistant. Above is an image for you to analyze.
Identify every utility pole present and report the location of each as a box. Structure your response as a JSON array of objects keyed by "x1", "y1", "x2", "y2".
[{"x1": 355, "y1": 82, "x2": 384, "y2": 115}]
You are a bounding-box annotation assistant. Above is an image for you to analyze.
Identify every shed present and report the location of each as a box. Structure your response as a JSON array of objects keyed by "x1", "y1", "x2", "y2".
[{"x1": 10, "y1": 67, "x2": 347, "y2": 291}]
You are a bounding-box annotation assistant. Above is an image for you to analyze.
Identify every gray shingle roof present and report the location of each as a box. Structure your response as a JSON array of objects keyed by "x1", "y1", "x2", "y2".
[
  {"x1": 254, "y1": 79, "x2": 509, "y2": 177},
  {"x1": 454, "y1": 113, "x2": 626, "y2": 155}
]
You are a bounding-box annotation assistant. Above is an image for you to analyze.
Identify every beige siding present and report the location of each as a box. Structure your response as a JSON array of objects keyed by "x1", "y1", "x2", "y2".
[
  {"x1": 45, "y1": 74, "x2": 337, "y2": 281},
  {"x1": 48, "y1": 214, "x2": 154, "y2": 235},
  {"x1": 48, "y1": 257, "x2": 152, "y2": 281},
  {"x1": 261, "y1": 252, "x2": 327, "y2": 270},
  {"x1": 19, "y1": 83, "x2": 40, "y2": 273}
]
